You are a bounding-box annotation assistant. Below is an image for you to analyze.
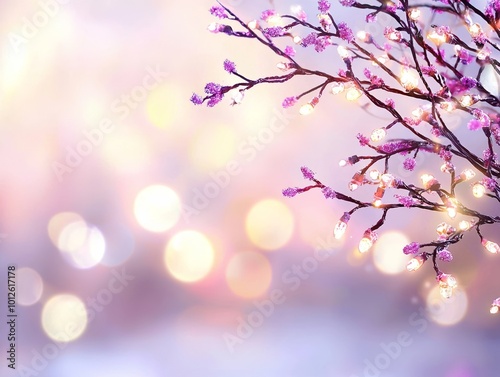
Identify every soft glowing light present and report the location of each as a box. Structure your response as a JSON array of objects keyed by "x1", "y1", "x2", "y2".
[
  {"x1": 401, "y1": 69, "x2": 419, "y2": 90},
  {"x1": 407, "y1": 254, "x2": 426, "y2": 272},
  {"x1": 445, "y1": 197, "x2": 458, "y2": 219},
  {"x1": 458, "y1": 220, "x2": 472, "y2": 231},
  {"x1": 331, "y1": 82, "x2": 345, "y2": 95},
  {"x1": 373, "y1": 55, "x2": 388, "y2": 66},
  {"x1": 386, "y1": 30, "x2": 401, "y2": 42},
  {"x1": 147, "y1": 84, "x2": 184, "y2": 129},
  {"x1": 225, "y1": 251, "x2": 272, "y2": 298},
  {"x1": 426, "y1": 286, "x2": 468, "y2": 326},
  {"x1": 299, "y1": 97, "x2": 319, "y2": 115},
  {"x1": 436, "y1": 222, "x2": 455, "y2": 237},
  {"x1": 57, "y1": 222, "x2": 106, "y2": 269},
  {"x1": 491, "y1": 298, "x2": 500, "y2": 314},
  {"x1": 482, "y1": 239, "x2": 500, "y2": 254},
  {"x1": 276, "y1": 62, "x2": 291, "y2": 71},
  {"x1": 468, "y1": 23, "x2": 482, "y2": 38},
  {"x1": 356, "y1": 30, "x2": 370, "y2": 42},
  {"x1": 477, "y1": 48, "x2": 490, "y2": 60},
  {"x1": 421, "y1": 174, "x2": 437, "y2": 189},
  {"x1": 345, "y1": 87, "x2": 362, "y2": 101},
  {"x1": 472, "y1": 182, "x2": 485, "y2": 198},
  {"x1": 337, "y1": 45, "x2": 350, "y2": 59},
  {"x1": 17, "y1": 268, "x2": 43, "y2": 306},
  {"x1": 41, "y1": 294, "x2": 88, "y2": 342},
  {"x1": 369, "y1": 169, "x2": 381, "y2": 181},
  {"x1": 460, "y1": 169, "x2": 475, "y2": 181},
  {"x1": 359, "y1": 230, "x2": 377, "y2": 253},
  {"x1": 408, "y1": 8, "x2": 421, "y2": 20},
  {"x1": 267, "y1": 14, "x2": 283, "y2": 26},
  {"x1": 245, "y1": 199, "x2": 294, "y2": 250},
  {"x1": 164, "y1": 230, "x2": 215, "y2": 283},
  {"x1": 208, "y1": 22, "x2": 220, "y2": 33},
  {"x1": 460, "y1": 94, "x2": 474, "y2": 107},
  {"x1": 373, "y1": 232, "x2": 410, "y2": 274},
  {"x1": 190, "y1": 124, "x2": 237, "y2": 171},
  {"x1": 134, "y1": 185, "x2": 181, "y2": 233},
  {"x1": 339, "y1": 159, "x2": 347, "y2": 167},
  {"x1": 380, "y1": 174, "x2": 395, "y2": 187},
  {"x1": 48, "y1": 212, "x2": 85, "y2": 248},
  {"x1": 293, "y1": 35, "x2": 302, "y2": 44},
  {"x1": 411, "y1": 107, "x2": 424, "y2": 119},
  {"x1": 333, "y1": 213, "x2": 350, "y2": 240},
  {"x1": 427, "y1": 30, "x2": 448, "y2": 44},
  {"x1": 248, "y1": 20, "x2": 259, "y2": 30},
  {"x1": 370, "y1": 128, "x2": 386, "y2": 142},
  {"x1": 440, "y1": 101, "x2": 455, "y2": 112}
]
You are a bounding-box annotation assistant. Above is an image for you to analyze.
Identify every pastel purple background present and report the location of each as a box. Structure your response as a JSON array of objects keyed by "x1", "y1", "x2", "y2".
[{"x1": 0, "y1": 1, "x2": 499, "y2": 376}]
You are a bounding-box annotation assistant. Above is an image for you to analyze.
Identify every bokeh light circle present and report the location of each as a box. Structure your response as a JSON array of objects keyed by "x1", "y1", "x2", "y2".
[
  {"x1": 41, "y1": 294, "x2": 88, "y2": 342},
  {"x1": 373, "y1": 231, "x2": 410, "y2": 275},
  {"x1": 245, "y1": 199, "x2": 294, "y2": 250},
  {"x1": 57, "y1": 222, "x2": 106, "y2": 269},
  {"x1": 17, "y1": 267, "x2": 44, "y2": 306},
  {"x1": 225, "y1": 251, "x2": 272, "y2": 298},
  {"x1": 165, "y1": 230, "x2": 215, "y2": 283},
  {"x1": 134, "y1": 185, "x2": 181, "y2": 232},
  {"x1": 48, "y1": 212, "x2": 84, "y2": 248},
  {"x1": 426, "y1": 286, "x2": 468, "y2": 326}
]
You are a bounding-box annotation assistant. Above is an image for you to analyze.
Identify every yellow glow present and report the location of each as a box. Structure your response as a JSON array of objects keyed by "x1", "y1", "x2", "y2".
[
  {"x1": 17, "y1": 268, "x2": 44, "y2": 306},
  {"x1": 369, "y1": 169, "x2": 380, "y2": 180},
  {"x1": 146, "y1": 84, "x2": 184, "y2": 129},
  {"x1": 458, "y1": 220, "x2": 472, "y2": 231},
  {"x1": 401, "y1": 69, "x2": 418, "y2": 90},
  {"x1": 426, "y1": 286, "x2": 468, "y2": 326},
  {"x1": 101, "y1": 130, "x2": 151, "y2": 173},
  {"x1": 407, "y1": 256, "x2": 424, "y2": 272},
  {"x1": 357, "y1": 30, "x2": 369, "y2": 42},
  {"x1": 427, "y1": 30, "x2": 448, "y2": 44},
  {"x1": 408, "y1": 8, "x2": 421, "y2": 20},
  {"x1": 267, "y1": 14, "x2": 283, "y2": 26},
  {"x1": 370, "y1": 128, "x2": 386, "y2": 142},
  {"x1": 469, "y1": 23, "x2": 482, "y2": 37},
  {"x1": 440, "y1": 101, "x2": 455, "y2": 112},
  {"x1": 472, "y1": 182, "x2": 485, "y2": 198},
  {"x1": 246, "y1": 199, "x2": 294, "y2": 250},
  {"x1": 41, "y1": 294, "x2": 88, "y2": 342},
  {"x1": 358, "y1": 237, "x2": 373, "y2": 253},
  {"x1": 190, "y1": 124, "x2": 236, "y2": 171},
  {"x1": 421, "y1": 173, "x2": 436, "y2": 189},
  {"x1": 57, "y1": 222, "x2": 106, "y2": 269},
  {"x1": 373, "y1": 232, "x2": 410, "y2": 274},
  {"x1": 48, "y1": 212, "x2": 85, "y2": 248},
  {"x1": 346, "y1": 87, "x2": 362, "y2": 101},
  {"x1": 299, "y1": 103, "x2": 314, "y2": 115},
  {"x1": 460, "y1": 95, "x2": 474, "y2": 107},
  {"x1": 337, "y1": 45, "x2": 349, "y2": 58},
  {"x1": 477, "y1": 48, "x2": 490, "y2": 60},
  {"x1": 482, "y1": 239, "x2": 500, "y2": 254},
  {"x1": 134, "y1": 185, "x2": 181, "y2": 233},
  {"x1": 248, "y1": 20, "x2": 259, "y2": 30},
  {"x1": 225, "y1": 251, "x2": 272, "y2": 298},
  {"x1": 334, "y1": 221, "x2": 347, "y2": 240},
  {"x1": 331, "y1": 83, "x2": 345, "y2": 95},
  {"x1": 165, "y1": 230, "x2": 215, "y2": 283}
]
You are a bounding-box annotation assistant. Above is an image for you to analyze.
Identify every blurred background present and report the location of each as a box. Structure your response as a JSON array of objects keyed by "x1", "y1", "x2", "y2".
[{"x1": 0, "y1": 0, "x2": 499, "y2": 376}]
